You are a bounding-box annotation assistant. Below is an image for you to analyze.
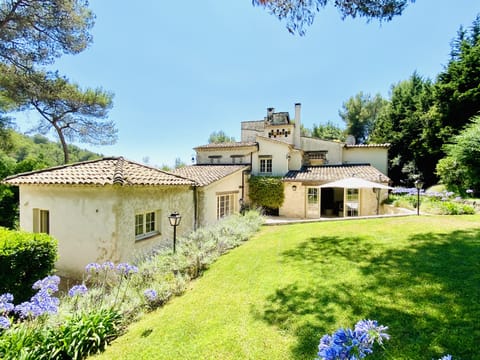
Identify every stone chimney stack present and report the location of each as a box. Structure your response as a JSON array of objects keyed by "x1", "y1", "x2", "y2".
[
  {"x1": 266, "y1": 107, "x2": 275, "y2": 123},
  {"x1": 294, "y1": 103, "x2": 301, "y2": 148}
]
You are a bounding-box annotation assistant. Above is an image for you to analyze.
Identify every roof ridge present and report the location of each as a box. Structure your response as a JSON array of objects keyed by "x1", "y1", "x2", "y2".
[
  {"x1": 2, "y1": 156, "x2": 120, "y2": 182},
  {"x1": 113, "y1": 157, "x2": 124, "y2": 185}
]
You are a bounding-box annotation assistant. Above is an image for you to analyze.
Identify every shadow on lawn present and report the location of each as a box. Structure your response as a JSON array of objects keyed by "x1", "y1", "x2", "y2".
[{"x1": 254, "y1": 229, "x2": 480, "y2": 360}]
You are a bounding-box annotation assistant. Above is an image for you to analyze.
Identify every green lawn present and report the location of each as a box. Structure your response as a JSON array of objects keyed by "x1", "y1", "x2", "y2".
[{"x1": 93, "y1": 215, "x2": 480, "y2": 360}]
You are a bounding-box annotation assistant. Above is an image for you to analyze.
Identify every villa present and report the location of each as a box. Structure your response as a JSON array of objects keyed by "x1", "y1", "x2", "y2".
[{"x1": 3, "y1": 103, "x2": 391, "y2": 276}]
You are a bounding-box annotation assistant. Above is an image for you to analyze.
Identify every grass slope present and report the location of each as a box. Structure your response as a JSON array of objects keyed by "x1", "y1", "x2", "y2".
[{"x1": 93, "y1": 216, "x2": 480, "y2": 360}]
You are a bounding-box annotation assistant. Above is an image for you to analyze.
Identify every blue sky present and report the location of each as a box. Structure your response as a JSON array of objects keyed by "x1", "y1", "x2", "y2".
[{"x1": 14, "y1": 0, "x2": 480, "y2": 167}]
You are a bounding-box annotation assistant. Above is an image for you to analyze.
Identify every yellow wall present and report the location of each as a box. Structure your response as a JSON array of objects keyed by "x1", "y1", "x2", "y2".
[{"x1": 280, "y1": 182, "x2": 305, "y2": 218}]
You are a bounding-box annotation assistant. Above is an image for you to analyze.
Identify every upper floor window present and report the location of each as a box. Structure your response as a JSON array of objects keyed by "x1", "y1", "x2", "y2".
[
  {"x1": 208, "y1": 155, "x2": 222, "y2": 164},
  {"x1": 33, "y1": 208, "x2": 49, "y2": 234},
  {"x1": 230, "y1": 155, "x2": 244, "y2": 164},
  {"x1": 135, "y1": 210, "x2": 160, "y2": 240},
  {"x1": 259, "y1": 156, "x2": 272, "y2": 174}
]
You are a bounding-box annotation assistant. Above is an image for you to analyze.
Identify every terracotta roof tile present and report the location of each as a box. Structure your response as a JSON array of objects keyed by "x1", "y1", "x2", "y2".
[
  {"x1": 284, "y1": 164, "x2": 390, "y2": 183},
  {"x1": 172, "y1": 165, "x2": 248, "y2": 186},
  {"x1": 2, "y1": 157, "x2": 195, "y2": 186}
]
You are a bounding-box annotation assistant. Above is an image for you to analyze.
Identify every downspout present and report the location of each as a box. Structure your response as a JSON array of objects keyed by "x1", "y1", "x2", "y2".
[{"x1": 193, "y1": 185, "x2": 198, "y2": 230}]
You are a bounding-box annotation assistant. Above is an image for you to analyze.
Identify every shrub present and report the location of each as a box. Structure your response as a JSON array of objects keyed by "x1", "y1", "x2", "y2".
[{"x1": 0, "y1": 228, "x2": 57, "y2": 302}]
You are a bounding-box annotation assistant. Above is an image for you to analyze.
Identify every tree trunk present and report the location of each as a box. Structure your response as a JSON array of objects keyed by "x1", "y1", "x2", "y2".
[{"x1": 53, "y1": 124, "x2": 69, "y2": 164}]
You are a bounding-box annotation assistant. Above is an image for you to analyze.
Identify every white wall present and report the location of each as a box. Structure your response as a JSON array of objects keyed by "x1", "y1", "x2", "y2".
[
  {"x1": 195, "y1": 147, "x2": 255, "y2": 165},
  {"x1": 253, "y1": 137, "x2": 291, "y2": 176},
  {"x1": 301, "y1": 137, "x2": 344, "y2": 164},
  {"x1": 19, "y1": 184, "x2": 194, "y2": 278},
  {"x1": 342, "y1": 147, "x2": 389, "y2": 176}
]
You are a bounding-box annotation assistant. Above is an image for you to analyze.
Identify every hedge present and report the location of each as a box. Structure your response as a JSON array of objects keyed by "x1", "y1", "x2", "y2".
[{"x1": 0, "y1": 228, "x2": 57, "y2": 302}]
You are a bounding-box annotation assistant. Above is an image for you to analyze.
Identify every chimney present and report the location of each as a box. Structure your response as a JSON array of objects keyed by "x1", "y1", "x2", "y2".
[
  {"x1": 266, "y1": 107, "x2": 275, "y2": 123},
  {"x1": 294, "y1": 103, "x2": 301, "y2": 148}
]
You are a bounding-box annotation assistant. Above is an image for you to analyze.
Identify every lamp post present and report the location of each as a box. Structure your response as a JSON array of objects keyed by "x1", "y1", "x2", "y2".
[
  {"x1": 168, "y1": 212, "x2": 181, "y2": 253},
  {"x1": 414, "y1": 180, "x2": 423, "y2": 216}
]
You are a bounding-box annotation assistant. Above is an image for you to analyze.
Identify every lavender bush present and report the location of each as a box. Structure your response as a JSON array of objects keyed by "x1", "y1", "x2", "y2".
[{"x1": 0, "y1": 210, "x2": 264, "y2": 359}]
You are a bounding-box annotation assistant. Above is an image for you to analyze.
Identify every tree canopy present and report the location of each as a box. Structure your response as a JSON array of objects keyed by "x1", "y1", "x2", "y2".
[
  {"x1": 436, "y1": 116, "x2": 480, "y2": 196},
  {"x1": 208, "y1": 130, "x2": 236, "y2": 143},
  {"x1": 0, "y1": 68, "x2": 116, "y2": 164},
  {"x1": 362, "y1": 14, "x2": 480, "y2": 189},
  {"x1": 252, "y1": 0, "x2": 416, "y2": 35},
  {"x1": 0, "y1": 0, "x2": 94, "y2": 69},
  {"x1": 339, "y1": 92, "x2": 387, "y2": 144},
  {"x1": 0, "y1": 129, "x2": 101, "y2": 228}
]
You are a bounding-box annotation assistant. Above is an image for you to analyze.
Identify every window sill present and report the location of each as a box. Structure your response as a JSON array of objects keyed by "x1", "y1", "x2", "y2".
[{"x1": 135, "y1": 231, "x2": 160, "y2": 242}]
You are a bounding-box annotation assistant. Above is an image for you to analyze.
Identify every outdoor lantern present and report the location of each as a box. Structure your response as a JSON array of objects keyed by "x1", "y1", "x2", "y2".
[
  {"x1": 414, "y1": 180, "x2": 424, "y2": 216},
  {"x1": 168, "y1": 212, "x2": 181, "y2": 253}
]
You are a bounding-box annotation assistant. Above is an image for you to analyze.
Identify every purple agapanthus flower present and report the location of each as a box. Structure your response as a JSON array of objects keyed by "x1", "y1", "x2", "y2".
[
  {"x1": 85, "y1": 262, "x2": 102, "y2": 274},
  {"x1": 317, "y1": 320, "x2": 389, "y2": 360},
  {"x1": 32, "y1": 275, "x2": 60, "y2": 294},
  {"x1": 437, "y1": 356, "x2": 452, "y2": 360},
  {"x1": 144, "y1": 289, "x2": 158, "y2": 302},
  {"x1": 68, "y1": 284, "x2": 88, "y2": 297},
  {"x1": 102, "y1": 261, "x2": 115, "y2": 271},
  {"x1": 116, "y1": 263, "x2": 138, "y2": 276},
  {"x1": 0, "y1": 293, "x2": 14, "y2": 314},
  {"x1": 0, "y1": 315, "x2": 10, "y2": 329}
]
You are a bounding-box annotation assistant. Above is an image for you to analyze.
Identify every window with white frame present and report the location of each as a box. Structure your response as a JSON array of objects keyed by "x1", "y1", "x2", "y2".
[
  {"x1": 217, "y1": 193, "x2": 236, "y2": 219},
  {"x1": 135, "y1": 210, "x2": 160, "y2": 240},
  {"x1": 33, "y1": 208, "x2": 49, "y2": 234},
  {"x1": 307, "y1": 188, "x2": 319, "y2": 205},
  {"x1": 346, "y1": 189, "x2": 359, "y2": 217},
  {"x1": 259, "y1": 156, "x2": 272, "y2": 174}
]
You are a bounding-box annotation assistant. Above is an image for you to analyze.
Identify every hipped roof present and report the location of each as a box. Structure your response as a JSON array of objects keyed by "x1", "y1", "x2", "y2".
[{"x1": 2, "y1": 157, "x2": 195, "y2": 186}]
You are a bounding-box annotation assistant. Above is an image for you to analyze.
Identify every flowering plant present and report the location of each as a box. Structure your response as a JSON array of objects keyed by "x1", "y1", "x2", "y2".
[{"x1": 317, "y1": 319, "x2": 389, "y2": 360}]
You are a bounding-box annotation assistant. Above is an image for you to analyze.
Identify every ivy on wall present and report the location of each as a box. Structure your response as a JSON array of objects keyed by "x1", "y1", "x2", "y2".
[{"x1": 248, "y1": 176, "x2": 285, "y2": 209}]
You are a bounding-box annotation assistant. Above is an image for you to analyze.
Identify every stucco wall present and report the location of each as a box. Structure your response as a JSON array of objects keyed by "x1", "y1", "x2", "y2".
[
  {"x1": 195, "y1": 148, "x2": 254, "y2": 165},
  {"x1": 253, "y1": 137, "x2": 290, "y2": 176},
  {"x1": 241, "y1": 120, "x2": 264, "y2": 142},
  {"x1": 300, "y1": 137, "x2": 343, "y2": 164},
  {"x1": 342, "y1": 147, "x2": 389, "y2": 176},
  {"x1": 197, "y1": 170, "x2": 244, "y2": 226},
  {"x1": 279, "y1": 182, "x2": 305, "y2": 218},
  {"x1": 19, "y1": 184, "x2": 194, "y2": 278}
]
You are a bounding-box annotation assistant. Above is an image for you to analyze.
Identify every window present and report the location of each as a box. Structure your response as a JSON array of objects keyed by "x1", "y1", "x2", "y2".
[
  {"x1": 307, "y1": 188, "x2": 319, "y2": 204},
  {"x1": 346, "y1": 189, "x2": 359, "y2": 217},
  {"x1": 347, "y1": 188, "x2": 359, "y2": 201},
  {"x1": 217, "y1": 193, "x2": 236, "y2": 219},
  {"x1": 259, "y1": 157, "x2": 272, "y2": 173},
  {"x1": 33, "y1": 209, "x2": 49, "y2": 234},
  {"x1": 135, "y1": 211, "x2": 159, "y2": 240},
  {"x1": 230, "y1": 155, "x2": 243, "y2": 164},
  {"x1": 208, "y1": 155, "x2": 222, "y2": 164}
]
